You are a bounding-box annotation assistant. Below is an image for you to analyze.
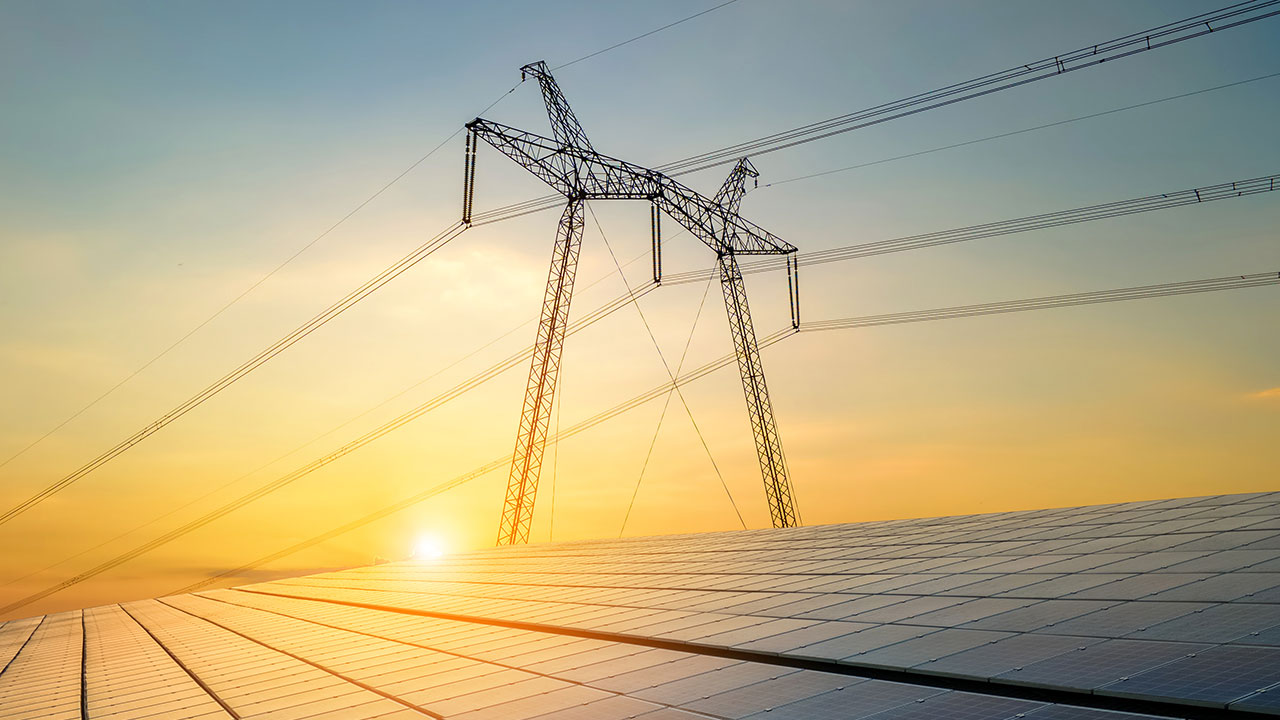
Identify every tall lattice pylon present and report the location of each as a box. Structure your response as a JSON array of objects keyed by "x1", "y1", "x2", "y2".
[
  {"x1": 498, "y1": 198, "x2": 585, "y2": 546},
  {"x1": 714, "y1": 159, "x2": 799, "y2": 528},
  {"x1": 468, "y1": 62, "x2": 801, "y2": 545}
]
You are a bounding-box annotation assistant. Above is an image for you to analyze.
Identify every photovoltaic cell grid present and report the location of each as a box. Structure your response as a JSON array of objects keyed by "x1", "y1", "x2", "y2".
[{"x1": 0, "y1": 493, "x2": 1276, "y2": 719}]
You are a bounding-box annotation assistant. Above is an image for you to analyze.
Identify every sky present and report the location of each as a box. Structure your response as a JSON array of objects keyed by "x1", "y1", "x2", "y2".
[{"x1": 0, "y1": 0, "x2": 1277, "y2": 620}]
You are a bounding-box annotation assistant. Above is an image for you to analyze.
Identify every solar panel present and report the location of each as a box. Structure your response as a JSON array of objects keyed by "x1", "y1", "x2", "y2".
[
  {"x1": 3, "y1": 492, "x2": 1277, "y2": 719},
  {"x1": 853, "y1": 628, "x2": 1013, "y2": 670},
  {"x1": 794, "y1": 594, "x2": 905, "y2": 620},
  {"x1": 623, "y1": 708, "x2": 709, "y2": 720},
  {"x1": 752, "y1": 593, "x2": 862, "y2": 618},
  {"x1": 1247, "y1": 556, "x2": 1280, "y2": 573},
  {"x1": 732, "y1": 620, "x2": 870, "y2": 654},
  {"x1": 0, "y1": 616, "x2": 41, "y2": 677},
  {"x1": 1132, "y1": 602, "x2": 1280, "y2": 643},
  {"x1": 628, "y1": 663, "x2": 793, "y2": 705},
  {"x1": 517, "y1": 694, "x2": 653, "y2": 719},
  {"x1": 843, "y1": 595, "x2": 968, "y2": 623},
  {"x1": 587, "y1": 654, "x2": 737, "y2": 693},
  {"x1": 676, "y1": 669, "x2": 848, "y2": 719},
  {"x1": 83, "y1": 606, "x2": 232, "y2": 720},
  {"x1": 1142, "y1": 571, "x2": 1280, "y2": 602},
  {"x1": 1021, "y1": 705, "x2": 1166, "y2": 719},
  {"x1": 1098, "y1": 644, "x2": 1280, "y2": 706},
  {"x1": 636, "y1": 613, "x2": 759, "y2": 641},
  {"x1": 961, "y1": 599, "x2": 1118, "y2": 632},
  {"x1": 1068, "y1": 573, "x2": 1210, "y2": 600},
  {"x1": 734, "y1": 679, "x2": 939, "y2": 720},
  {"x1": 684, "y1": 617, "x2": 817, "y2": 646},
  {"x1": 1158, "y1": 548, "x2": 1276, "y2": 573},
  {"x1": 1043, "y1": 601, "x2": 1210, "y2": 637},
  {"x1": 1174, "y1": 530, "x2": 1280, "y2": 551},
  {"x1": 1229, "y1": 685, "x2": 1280, "y2": 715},
  {"x1": 544, "y1": 647, "x2": 681, "y2": 681},
  {"x1": 899, "y1": 597, "x2": 1033, "y2": 627},
  {"x1": 1001, "y1": 573, "x2": 1129, "y2": 599},
  {"x1": 993, "y1": 638, "x2": 1207, "y2": 692},
  {"x1": 939, "y1": 574, "x2": 1051, "y2": 596},
  {"x1": 852, "y1": 689, "x2": 1043, "y2": 720},
  {"x1": 791, "y1": 623, "x2": 931, "y2": 661},
  {"x1": 1247, "y1": 584, "x2": 1280, "y2": 603},
  {"x1": 884, "y1": 574, "x2": 984, "y2": 595},
  {"x1": 1084, "y1": 550, "x2": 1209, "y2": 573},
  {"x1": 1109, "y1": 533, "x2": 1214, "y2": 553},
  {"x1": 920, "y1": 632, "x2": 1099, "y2": 680},
  {"x1": 1233, "y1": 623, "x2": 1280, "y2": 647}
]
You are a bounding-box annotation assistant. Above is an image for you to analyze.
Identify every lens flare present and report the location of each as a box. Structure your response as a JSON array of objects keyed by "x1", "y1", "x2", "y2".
[{"x1": 413, "y1": 534, "x2": 446, "y2": 560}]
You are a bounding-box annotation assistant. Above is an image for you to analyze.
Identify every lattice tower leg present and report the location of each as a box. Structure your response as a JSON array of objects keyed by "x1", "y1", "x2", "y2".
[
  {"x1": 718, "y1": 251, "x2": 800, "y2": 528},
  {"x1": 497, "y1": 198, "x2": 586, "y2": 545}
]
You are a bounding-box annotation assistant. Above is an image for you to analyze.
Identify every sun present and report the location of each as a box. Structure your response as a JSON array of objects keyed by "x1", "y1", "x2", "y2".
[{"x1": 413, "y1": 534, "x2": 447, "y2": 560}]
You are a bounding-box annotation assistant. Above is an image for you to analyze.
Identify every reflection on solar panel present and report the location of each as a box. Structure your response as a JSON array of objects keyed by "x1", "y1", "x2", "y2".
[{"x1": 1, "y1": 492, "x2": 1277, "y2": 719}]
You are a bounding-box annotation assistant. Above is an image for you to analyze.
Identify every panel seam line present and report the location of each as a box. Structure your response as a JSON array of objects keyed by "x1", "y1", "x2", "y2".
[
  {"x1": 118, "y1": 603, "x2": 242, "y2": 719},
  {"x1": 0, "y1": 614, "x2": 45, "y2": 679},
  {"x1": 197, "y1": 590, "x2": 727, "y2": 720},
  {"x1": 154, "y1": 597, "x2": 441, "y2": 720},
  {"x1": 233, "y1": 586, "x2": 1270, "y2": 720}
]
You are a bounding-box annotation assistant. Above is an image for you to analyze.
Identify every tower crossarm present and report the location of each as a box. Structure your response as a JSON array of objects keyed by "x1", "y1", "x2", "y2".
[
  {"x1": 466, "y1": 119, "x2": 794, "y2": 256},
  {"x1": 660, "y1": 188, "x2": 793, "y2": 257},
  {"x1": 520, "y1": 61, "x2": 595, "y2": 156},
  {"x1": 713, "y1": 157, "x2": 758, "y2": 217}
]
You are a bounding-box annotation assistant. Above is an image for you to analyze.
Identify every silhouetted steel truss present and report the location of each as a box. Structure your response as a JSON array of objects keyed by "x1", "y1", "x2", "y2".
[{"x1": 465, "y1": 61, "x2": 801, "y2": 545}]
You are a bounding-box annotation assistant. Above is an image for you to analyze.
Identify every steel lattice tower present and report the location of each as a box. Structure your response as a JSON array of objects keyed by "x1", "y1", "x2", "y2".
[
  {"x1": 463, "y1": 62, "x2": 801, "y2": 544},
  {"x1": 713, "y1": 159, "x2": 800, "y2": 528}
]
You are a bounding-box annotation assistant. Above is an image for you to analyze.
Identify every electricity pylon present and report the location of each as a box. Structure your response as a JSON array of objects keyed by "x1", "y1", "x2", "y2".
[
  {"x1": 712, "y1": 158, "x2": 800, "y2": 529},
  {"x1": 464, "y1": 61, "x2": 800, "y2": 545}
]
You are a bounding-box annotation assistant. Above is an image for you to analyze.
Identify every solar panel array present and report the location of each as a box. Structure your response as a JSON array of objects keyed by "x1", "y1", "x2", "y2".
[{"x1": 2, "y1": 491, "x2": 1277, "y2": 719}]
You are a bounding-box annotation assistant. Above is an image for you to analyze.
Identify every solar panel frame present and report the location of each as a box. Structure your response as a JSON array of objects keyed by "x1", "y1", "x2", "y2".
[
  {"x1": 992, "y1": 638, "x2": 1207, "y2": 693},
  {"x1": 918, "y1": 631, "x2": 1102, "y2": 681},
  {"x1": 1097, "y1": 643, "x2": 1280, "y2": 707}
]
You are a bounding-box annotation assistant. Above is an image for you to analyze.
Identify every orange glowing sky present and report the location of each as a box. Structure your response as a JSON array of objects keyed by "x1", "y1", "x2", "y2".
[{"x1": 1, "y1": 1, "x2": 1278, "y2": 620}]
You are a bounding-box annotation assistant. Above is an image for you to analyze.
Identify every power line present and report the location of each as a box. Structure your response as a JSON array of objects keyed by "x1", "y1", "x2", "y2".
[
  {"x1": 12, "y1": 172, "x2": 1272, "y2": 601},
  {"x1": 27, "y1": 266, "x2": 1280, "y2": 611},
  {"x1": 0, "y1": 293, "x2": 665, "y2": 613},
  {"x1": 162, "y1": 268, "x2": 1280, "y2": 598},
  {"x1": 662, "y1": 173, "x2": 1280, "y2": 285},
  {"x1": 4, "y1": 284, "x2": 659, "y2": 585},
  {"x1": 0, "y1": 0, "x2": 742, "y2": 507},
  {"x1": 17, "y1": 0, "x2": 1257, "y2": 522},
  {"x1": 383, "y1": 179, "x2": 1280, "y2": 495},
  {"x1": 0, "y1": 222, "x2": 466, "y2": 527},
  {"x1": 552, "y1": 0, "x2": 744, "y2": 71},
  {"x1": 798, "y1": 272, "x2": 1280, "y2": 333},
  {"x1": 657, "y1": 1, "x2": 1280, "y2": 175},
  {"x1": 619, "y1": 266, "x2": 720, "y2": 538},
  {"x1": 2, "y1": 259, "x2": 564, "y2": 591},
  {"x1": 6, "y1": 0, "x2": 1264, "y2": 602},
  {"x1": 470, "y1": 2, "x2": 1280, "y2": 224},
  {"x1": 0, "y1": 90, "x2": 516, "y2": 475},
  {"x1": 761, "y1": 71, "x2": 1280, "y2": 189},
  {"x1": 587, "y1": 204, "x2": 745, "y2": 532}
]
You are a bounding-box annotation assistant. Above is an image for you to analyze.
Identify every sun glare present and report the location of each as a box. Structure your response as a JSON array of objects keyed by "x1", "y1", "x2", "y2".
[{"x1": 413, "y1": 534, "x2": 447, "y2": 560}]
